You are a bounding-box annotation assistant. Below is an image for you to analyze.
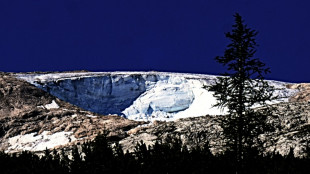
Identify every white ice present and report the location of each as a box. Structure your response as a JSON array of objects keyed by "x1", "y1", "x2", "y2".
[
  {"x1": 44, "y1": 100, "x2": 60, "y2": 109},
  {"x1": 16, "y1": 71, "x2": 298, "y2": 122},
  {"x1": 7, "y1": 131, "x2": 76, "y2": 152}
]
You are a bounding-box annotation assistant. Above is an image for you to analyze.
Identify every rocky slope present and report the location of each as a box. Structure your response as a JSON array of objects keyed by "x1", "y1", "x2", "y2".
[
  {"x1": 120, "y1": 101, "x2": 310, "y2": 157},
  {"x1": 0, "y1": 73, "x2": 146, "y2": 153},
  {"x1": 287, "y1": 83, "x2": 310, "y2": 102},
  {"x1": 2, "y1": 71, "x2": 310, "y2": 157},
  {"x1": 16, "y1": 71, "x2": 297, "y2": 121}
]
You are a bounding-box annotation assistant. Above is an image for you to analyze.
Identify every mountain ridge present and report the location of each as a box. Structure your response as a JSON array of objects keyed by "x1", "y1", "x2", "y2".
[
  {"x1": 0, "y1": 72, "x2": 146, "y2": 153},
  {"x1": 15, "y1": 71, "x2": 298, "y2": 121},
  {"x1": 1, "y1": 71, "x2": 310, "y2": 156}
]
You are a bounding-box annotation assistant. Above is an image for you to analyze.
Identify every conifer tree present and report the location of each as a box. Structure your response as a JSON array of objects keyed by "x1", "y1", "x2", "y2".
[{"x1": 208, "y1": 13, "x2": 276, "y2": 173}]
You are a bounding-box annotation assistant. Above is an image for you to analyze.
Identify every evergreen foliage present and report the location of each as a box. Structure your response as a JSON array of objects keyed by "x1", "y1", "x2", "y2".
[
  {"x1": 1, "y1": 135, "x2": 310, "y2": 173},
  {"x1": 208, "y1": 13, "x2": 277, "y2": 173}
]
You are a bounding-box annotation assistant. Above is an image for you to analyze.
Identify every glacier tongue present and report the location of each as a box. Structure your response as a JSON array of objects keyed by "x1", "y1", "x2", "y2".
[
  {"x1": 123, "y1": 77, "x2": 196, "y2": 120},
  {"x1": 16, "y1": 72, "x2": 297, "y2": 121},
  {"x1": 123, "y1": 77, "x2": 228, "y2": 121}
]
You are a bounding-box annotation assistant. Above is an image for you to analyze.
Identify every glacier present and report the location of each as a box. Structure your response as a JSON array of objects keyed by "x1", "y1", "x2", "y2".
[{"x1": 16, "y1": 72, "x2": 297, "y2": 121}]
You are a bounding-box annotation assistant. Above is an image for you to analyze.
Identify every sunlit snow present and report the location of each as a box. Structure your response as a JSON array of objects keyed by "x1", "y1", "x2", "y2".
[
  {"x1": 45, "y1": 100, "x2": 60, "y2": 109},
  {"x1": 7, "y1": 131, "x2": 76, "y2": 152},
  {"x1": 17, "y1": 72, "x2": 298, "y2": 121}
]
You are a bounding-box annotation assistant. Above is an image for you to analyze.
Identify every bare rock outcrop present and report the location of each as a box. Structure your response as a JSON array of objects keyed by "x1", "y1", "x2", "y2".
[
  {"x1": 2, "y1": 71, "x2": 310, "y2": 158},
  {"x1": 287, "y1": 83, "x2": 310, "y2": 102},
  {"x1": 0, "y1": 73, "x2": 55, "y2": 118},
  {"x1": 0, "y1": 73, "x2": 147, "y2": 153},
  {"x1": 121, "y1": 102, "x2": 310, "y2": 157},
  {"x1": 121, "y1": 116, "x2": 225, "y2": 153}
]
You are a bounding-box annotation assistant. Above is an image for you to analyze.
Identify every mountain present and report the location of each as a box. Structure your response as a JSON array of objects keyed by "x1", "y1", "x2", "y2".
[
  {"x1": 16, "y1": 71, "x2": 297, "y2": 121},
  {"x1": 0, "y1": 72, "x2": 146, "y2": 153},
  {"x1": 1, "y1": 71, "x2": 310, "y2": 156}
]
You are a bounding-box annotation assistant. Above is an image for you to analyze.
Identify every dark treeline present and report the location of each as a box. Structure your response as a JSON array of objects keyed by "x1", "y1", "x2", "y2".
[{"x1": 1, "y1": 134, "x2": 310, "y2": 174}]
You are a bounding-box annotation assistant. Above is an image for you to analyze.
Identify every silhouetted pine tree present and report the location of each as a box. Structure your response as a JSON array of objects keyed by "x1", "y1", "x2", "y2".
[{"x1": 208, "y1": 13, "x2": 276, "y2": 173}]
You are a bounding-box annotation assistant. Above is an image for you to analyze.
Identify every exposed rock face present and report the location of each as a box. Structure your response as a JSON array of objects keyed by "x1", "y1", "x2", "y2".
[
  {"x1": 0, "y1": 73, "x2": 54, "y2": 118},
  {"x1": 17, "y1": 72, "x2": 216, "y2": 120},
  {"x1": 2, "y1": 71, "x2": 310, "y2": 158},
  {"x1": 16, "y1": 72, "x2": 296, "y2": 121},
  {"x1": 39, "y1": 75, "x2": 150, "y2": 115},
  {"x1": 0, "y1": 73, "x2": 146, "y2": 153},
  {"x1": 287, "y1": 83, "x2": 310, "y2": 102},
  {"x1": 121, "y1": 101, "x2": 310, "y2": 157},
  {"x1": 120, "y1": 116, "x2": 224, "y2": 154},
  {"x1": 2, "y1": 112, "x2": 145, "y2": 153}
]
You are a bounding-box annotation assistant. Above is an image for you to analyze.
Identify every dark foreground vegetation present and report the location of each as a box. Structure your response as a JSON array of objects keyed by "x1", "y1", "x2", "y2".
[{"x1": 1, "y1": 134, "x2": 310, "y2": 174}]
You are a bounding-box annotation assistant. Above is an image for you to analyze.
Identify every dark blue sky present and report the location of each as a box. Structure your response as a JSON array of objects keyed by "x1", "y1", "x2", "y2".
[{"x1": 0, "y1": 0, "x2": 310, "y2": 82}]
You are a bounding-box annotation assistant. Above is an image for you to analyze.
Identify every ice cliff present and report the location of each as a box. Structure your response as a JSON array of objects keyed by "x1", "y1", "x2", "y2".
[{"x1": 17, "y1": 72, "x2": 297, "y2": 121}]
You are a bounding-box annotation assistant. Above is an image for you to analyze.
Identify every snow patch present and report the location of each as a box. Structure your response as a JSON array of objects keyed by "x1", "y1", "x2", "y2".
[
  {"x1": 86, "y1": 114, "x2": 97, "y2": 118},
  {"x1": 45, "y1": 100, "x2": 59, "y2": 109},
  {"x1": 37, "y1": 105, "x2": 45, "y2": 109},
  {"x1": 7, "y1": 131, "x2": 76, "y2": 152},
  {"x1": 71, "y1": 114, "x2": 77, "y2": 118}
]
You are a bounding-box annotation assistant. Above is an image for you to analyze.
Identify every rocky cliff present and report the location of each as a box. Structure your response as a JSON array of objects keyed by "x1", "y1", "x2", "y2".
[
  {"x1": 2, "y1": 71, "x2": 310, "y2": 157},
  {"x1": 120, "y1": 101, "x2": 310, "y2": 157},
  {"x1": 0, "y1": 73, "x2": 146, "y2": 153},
  {"x1": 287, "y1": 83, "x2": 310, "y2": 102},
  {"x1": 16, "y1": 72, "x2": 296, "y2": 121}
]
